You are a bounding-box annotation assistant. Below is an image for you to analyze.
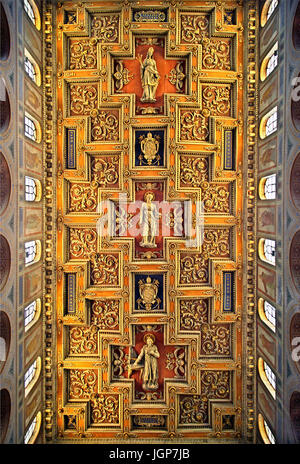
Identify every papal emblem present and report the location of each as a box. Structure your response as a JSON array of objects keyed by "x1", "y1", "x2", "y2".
[
  {"x1": 137, "y1": 276, "x2": 161, "y2": 311},
  {"x1": 139, "y1": 132, "x2": 160, "y2": 166}
]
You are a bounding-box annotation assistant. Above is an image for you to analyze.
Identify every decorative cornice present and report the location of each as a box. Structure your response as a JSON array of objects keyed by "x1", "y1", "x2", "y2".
[
  {"x1": 43, "y1": 0, "x2": 56, "y2": 443},
  {"x1": 244, "y1": 0, "x2": 258, "y2": 444}
]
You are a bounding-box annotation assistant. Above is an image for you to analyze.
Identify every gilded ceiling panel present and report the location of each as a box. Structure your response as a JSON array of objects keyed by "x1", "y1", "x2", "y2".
[{"x1": 54, "y1": 0, "x2": 246, "y2": 443}]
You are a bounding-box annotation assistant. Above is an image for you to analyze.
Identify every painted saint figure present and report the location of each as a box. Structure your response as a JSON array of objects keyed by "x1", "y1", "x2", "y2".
[
  {"x1": 139, "y1": 192, "x2": 160, "y2": 248},
  {"x1": 137, "y1": 47, "x2": 160, "y2": 102},
  {"x1": 129, "y1": 334, "x2": 160, "y2": 391}
]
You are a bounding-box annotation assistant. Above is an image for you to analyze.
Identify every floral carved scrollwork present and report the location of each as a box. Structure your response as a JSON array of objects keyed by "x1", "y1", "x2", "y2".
[
  {"x1": 69, "y1": 228, "x2": 98, "y2": 259},
  {"x1": 91, "y1": 300, "x2": 120, "y2": 331},
  {"x1": 91, "y1": 111, "x2": 119, "y2": 142},
  {"x1": 179, "y1": 299, "x2": 209, "y2": 331},
  {"x1": 69, "y1": 183, "x2": 98, "y2": 213},
  {"x1": 202, "y1": 85, "x2": 231, "y2": 117},
  {"x1": 69, "y1": 84, "x2": 98, "y2": 116},
  {"x1": 179, "y1": 395, "x2": 208, "y2": 424},
  {"x1": 202, "y1": 38, "x2": 231, "y2": 71},
  {"x1": 202, "y1": 229, "x2": 231, "y2": 258},
  {"x1": 201, "y1": 183, "x2": 231, "y2": 214},
  {"x1": 69, "y1": 39, "x2": 98, "y2": 70},
  {"x1": 200, "y1": 324, "x2": 231, "y2": 356},
  {"x1": 90, "y1": 253, "x2": 119, "y2": 286},
  {"x1": 179, "y1": 156, "x2": 209, "y2": 187},
  {"x1": 180, "y1": 110, "x2": 209, "y2": 141},
  {"x1": 201, "y1": 370, "x2": 231, "y2": 400},
  {"x1": 180, "y1": 14, "x2": 209, "y2": 44},
  {"x1": 69, "y1": 369, "x2": 98, "y2": 400},
  {"x1": 91, "y1": 156, "x2": 119, "y2": 187},
  {"x1": 90, "y1": 394, "x2": 120, "y2": 425},
  {"x1": 91, "y1": 14, "x2": 120, "y2": 43},
  {"x1": 179, "y1": 253, "x2": 209, "y2": 285},
  {"x1": 69, "y1": 326, "x2": 99, "y2": 355}
]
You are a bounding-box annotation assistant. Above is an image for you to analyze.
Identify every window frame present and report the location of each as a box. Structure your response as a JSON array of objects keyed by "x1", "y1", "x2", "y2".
[
  {"x1": 24, "y1": 357, "x2": 42, "y2": 398},
  {"x1": 24, "y1": 299, "x2": 41, "y2": 332},
  {"x1": 23, "y1": 0, "x2": 41, "y2": 31},
  {"x1": 261, "y1": 0, "x2": 279, "y2": 28},
  {"x1": 258, "y1": 298, "x2": 276, "y2": 332},
  {"x1": 24, "y1": 411, "x2": 42, "y2": 444},
  {"x1": 258, "y1": 357, "x2": 276, "y2": 399}
]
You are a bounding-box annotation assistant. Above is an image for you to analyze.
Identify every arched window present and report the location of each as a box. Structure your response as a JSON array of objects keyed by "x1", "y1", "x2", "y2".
[
  {"x1": 25, "y1": 176, "x2": 42, "y2": 202},
  {"x1": 261, "y1": 43, "x2": 278, "y2": 81},
  {"x1": 24, "y1": 357, "x2": 41, "y2": 397},
  {"x1": 24, "y1": 299, "x2": 41, "y2": 332},
  {"x1": 25, "y1": 115, "x2": 37, "y2": 141},
  {"x1": 24, "y1": 411, "x2": 42, "y2": 444},
  {"x1": 261, "y1": 0, "x2": 279, "y2": 27},
  {"x1": 25, "y1": 240, "x2": 41, "y2": 266},
  {"x1": 24, "y1": 49, "x2": 41, "y2": 86},
  {"x1": 260, "y1": 107, "x2": 278, "y2": 139},
  {"x1": 259, "y1": 174, "x2": 277, "y2": 200},
  {"x1": 258, "y1": 414, "x2": 276, "y2": 444},
  {"x1": 258, "y1": 298, "x2": 276, "y2": 332},
  {"x1": 258, "y1": 238, "x2": 276, "y2": 266},
  {"x1": 23, "y1": 0, "x2": 41, "y2": 31},
  {"x1": 258, "y1": 357, "x2": 276, "y2": 399}
]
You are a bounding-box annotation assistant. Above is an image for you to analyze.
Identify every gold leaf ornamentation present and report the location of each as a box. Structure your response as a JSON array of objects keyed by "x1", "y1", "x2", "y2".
[
  {"x1": 69, "y1": 228, "x2": 98, "y2": 259},
  {"x1": 69, "y1": 39, "x2": 97, "y2": 70},
  {"x1": 69, "y1": 369, "x2": 98, "y2": 400},
  {"x1": 91, "y1": 111, "x2": 119, "y2": 142},
  {"x1": 91, "y1": 14, "x2": 119, "y2": 43},
  {"x1": 90, "y1": 253, "x2": 119, "y2": 286},
  {"x1": 69, "y1": 183, "x2": 98, "y2": 213},
  {"x1": 180, "y1": 14, "x2": 209, "y2": 44},
  {"x1": 70, "y1": 84, "x2": 98, "y2": 116},
  {"x1": 90, "y1": 394, "x2": 120, "y2": 425},
  {"x1": 180, "y1": 110, "x2": 209, "y2": 141},
  {"x1": 91, "y1": 300, "x2": 120, "y2": 331},
  {"x1": 69, "y1": 326, "x2": 99, "y2": 355}
]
